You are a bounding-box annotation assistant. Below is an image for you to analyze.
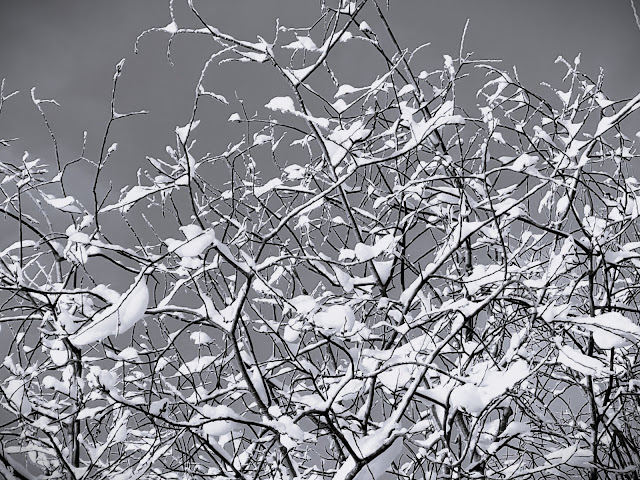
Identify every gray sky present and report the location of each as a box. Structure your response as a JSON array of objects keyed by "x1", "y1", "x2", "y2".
[
  {"x1": 1, "y1": 2, "x2": 638, "y2": 153},
  {"x1": 0, "y1": 0, "x2": 638, "y2": 443},
  {"x1": 0, "y1": 1, "x2": 638, "y2": 213}
]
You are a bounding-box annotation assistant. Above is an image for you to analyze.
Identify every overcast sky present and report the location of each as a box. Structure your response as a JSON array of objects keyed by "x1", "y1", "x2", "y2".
[
  {"x1": 0, "y1": 0, "x2": 638, "y2": 420},
  {"x1": 0, "y1": 0, "x2": 638, "y2": 214},
  {"x1": 0, "y1": 0, "x2": 638, "y2": 464}
]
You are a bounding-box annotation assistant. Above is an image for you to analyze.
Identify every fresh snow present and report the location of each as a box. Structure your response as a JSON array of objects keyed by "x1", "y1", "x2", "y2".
[
  {"x1": 313, "y1": 304, "x2": 356, "y2": 334},
  {"x1": 449, "y1": 360, "x2": 529, "y2": 415},
  {"x1": 594, "y1": 90, "x2": 640, "y2": 137},
  {"x1": 178, "y1": 355, "x2": 216, "y2": 375},
  {"x1": 335, "y1": 84, "x2": 362, "y2": 98},
  {"x1": 289, "y1": 295, "x2": 317, "y2": 314},
  {"x1": 176, "y1": 119, "x2": 201, "y2": 144},
  {"x1": 573, "y1": 311, "x2": 640, "y2": 349},
  {"x1": 545, "y1": 444, "x2": 593, "y2": 468},
  {"x1": 556, "y1": 339, "x2": 612, "y2": 377},
  {"x1": 373, "y1": 260, "x2": 394, "y2": 283},
  {"x1": 265, "y1": 96, "x2": 296, "y2": 113},
  {"x1": 41, "y1": 194, "x2": 83, "y2": 213},
  {"x1": 354, "y1": 234, "x2": 395, "y2": 262},
  {"x1": 165, "y1": 225, "x2": 216, "y2": 258},
  {"x1": 2, "y1": 379, "x2": 32, "y2": 416},
  {"x1": 282, "y1": 36, "x2": 318, "y2": 51},
  {"x1": 253, "y1": 178, "x2": 282, "y2": 197},
  {"x1": 203, "y1": 420, "x2": 234, "y2": 437},
  {"x1": 332, "y1": 427, "x2": 403, "y2": 480},
  {"x1": 101, "y1": 185, "x2": 162, "y2": 213},
  {"x1": 70, "y1": 271, "x2": 149, "y2": 346},
  {"x1": 463, "y1": 264, "x2": 504, "y2": 295},
  {"x1": 190, "y1": 331, "x2": 213, "y2": 345},
  {"x1": 266, "y1": 96, "x2": 330, "y2": 129}
]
